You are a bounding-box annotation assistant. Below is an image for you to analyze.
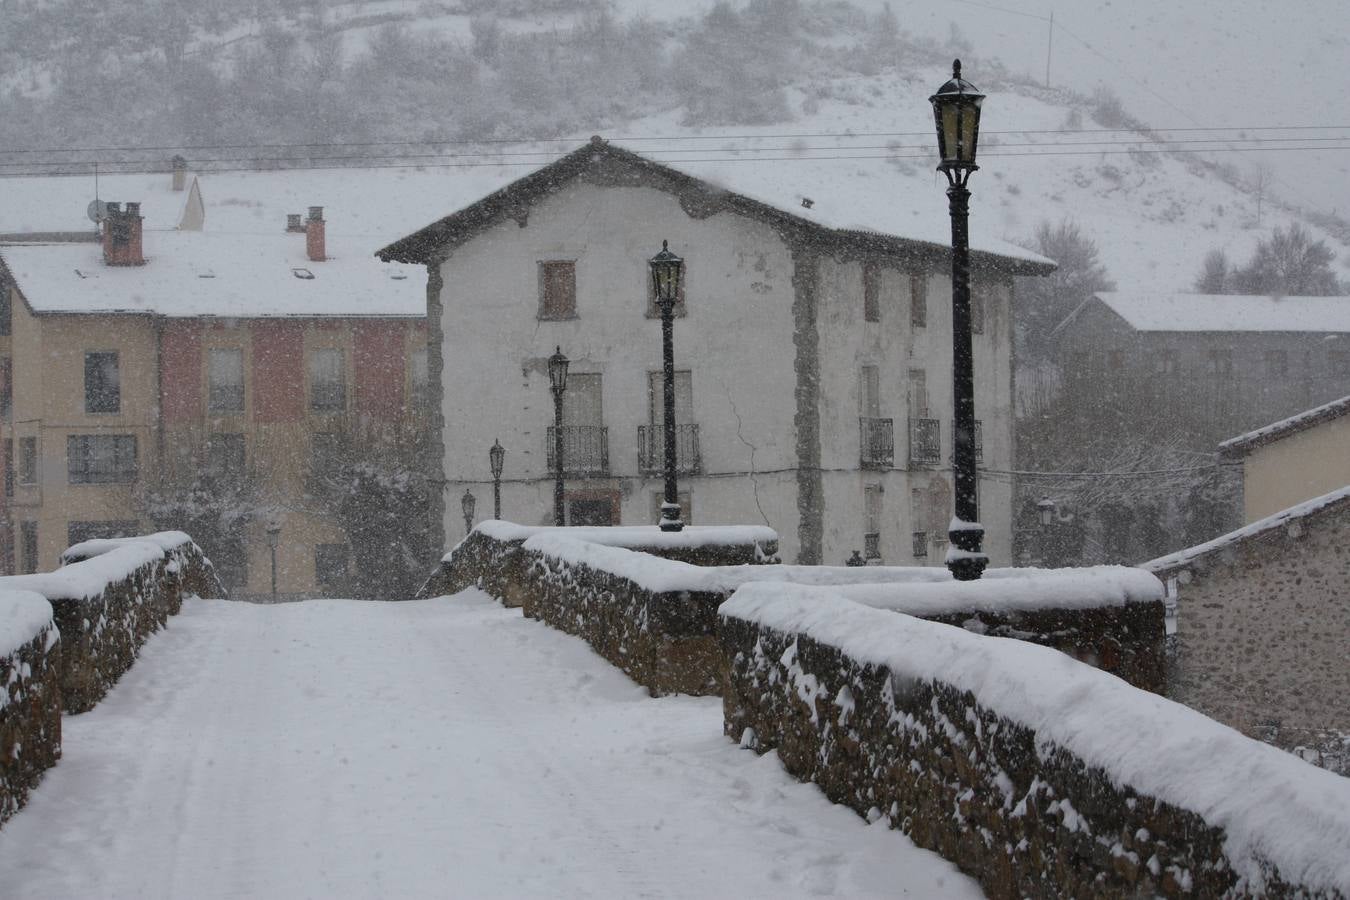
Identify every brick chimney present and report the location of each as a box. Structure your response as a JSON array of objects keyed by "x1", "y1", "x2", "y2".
[
  {"x1": 306, "y1": 206, "x2": 326, "y2": 262},
  {"x1": 286, "y1": 213, "x2": 305, "y2": 233},
  {"x1": 171, "y1": 155, "x2": 187, "y2": 191},
  {"x1": 103, "y1": 202, "x2": 145, "y2": 266}
]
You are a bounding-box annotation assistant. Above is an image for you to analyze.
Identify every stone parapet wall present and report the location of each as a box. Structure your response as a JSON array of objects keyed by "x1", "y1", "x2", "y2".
[
  {"x1": 6, "y1": 532, "x2": 223, "y2": 713},
  {"x1": 720, "y1": 585, "x2": 1350, "y2": 900},
  {"x1": 0, "y1": 593, "x2": 62, "y2": 829},
  {"x1": 1148, "y1": 492, "x2": 1350, "y2": 770}
]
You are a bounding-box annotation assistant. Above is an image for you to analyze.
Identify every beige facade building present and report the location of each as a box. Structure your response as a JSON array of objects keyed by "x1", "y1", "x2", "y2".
[
  {"x1": 1218, "y1": 394, "x2": 1350, "y2": 523},
  {"x1": 0, "y1": 170, "x2": 426, "y2": 597}
]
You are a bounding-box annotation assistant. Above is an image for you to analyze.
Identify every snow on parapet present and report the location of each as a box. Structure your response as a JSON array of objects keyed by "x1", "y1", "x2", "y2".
[
  {"x1": 60, "y1": 531, "x2": 194, "y2": 565},
  {"x1": 1144, "y1": 485, "x2": 1350, "y2": 575},
  {"x1": 1218, "y1": 393, "x2": 1350, "y2": 457},
  {"x1": 0, "y1": 542, "x2": 166, "y2": 601},
  {"x1": 721, "y1": 583, "x2": 1350, "y2": 895},
  {"x1": 515, "y1": 526, "x2": 1161, "y2": 614},
  {"x1": 458, "y1": 521, "x2": 779, "y2": 560},
  {"x1": 0, "y1": 589, "x2": 54, "y2": 660}
]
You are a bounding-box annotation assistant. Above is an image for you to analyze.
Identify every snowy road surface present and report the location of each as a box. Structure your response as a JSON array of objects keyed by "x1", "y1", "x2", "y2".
[{"x1": 0, "y1": 591, "x2": 981, "y2": 899}]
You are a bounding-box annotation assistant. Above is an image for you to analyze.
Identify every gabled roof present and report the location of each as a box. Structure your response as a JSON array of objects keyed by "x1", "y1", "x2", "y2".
[
  {"x1": 376, "y1": 137, "x2": 1056, "y2": 275},
  {"x1": 1088, "y1": 291, "x2": 1350, "y2": 334},
  {"x1": 1219, "y1": 394, "x2": 1350, "y2": 458}
]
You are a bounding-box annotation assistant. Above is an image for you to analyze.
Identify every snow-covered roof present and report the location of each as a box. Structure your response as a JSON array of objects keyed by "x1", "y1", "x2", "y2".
[
  {"x1": 0, "y1": 170, "x2": 203, "y2": 236},
  {"x1": 1, "y1": 229, "x2": 423, "y2": 318},
  {"x1": 378, "y1": 138, "x2": 1055, "y2": 274},
  {"x1": 1144, "y1": 484, "x2": 1350, "y2": 576},
  {"x1": 1092, "y1": 291, "x2": 1350, "y2": 333},
  {"x1": 1218, "y1": 393, "x2": 1350, "y2": 457}
]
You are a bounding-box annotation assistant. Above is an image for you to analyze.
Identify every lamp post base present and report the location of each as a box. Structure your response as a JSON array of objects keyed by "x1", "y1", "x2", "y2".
[
  {"x1": 946, "y1": 521, "x2": 988, "y2": 581},
  {"x1": 658, "y1": 502, "x2": 684, "y2": 532}
]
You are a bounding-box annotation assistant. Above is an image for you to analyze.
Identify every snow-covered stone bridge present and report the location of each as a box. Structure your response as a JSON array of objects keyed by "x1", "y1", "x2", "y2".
[{"x1": 0, "y1": 592, "x2": 979, "y2": 899}]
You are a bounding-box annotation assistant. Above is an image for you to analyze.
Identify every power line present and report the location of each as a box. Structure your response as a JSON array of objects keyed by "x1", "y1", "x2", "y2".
[{"x1": 3, "y1": 124, "x2": 1350, "y2": 157}]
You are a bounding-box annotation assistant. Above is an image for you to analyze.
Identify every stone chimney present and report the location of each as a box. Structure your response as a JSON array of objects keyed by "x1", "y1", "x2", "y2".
[
  {"x1": 286, "y1": 213, "x2": 305, "y2": 233},
  {"x1": 306, "y1": 206, "x2": 326, "y2": 262},
  {"x1": 103, "y1": 202, "x2": 145, "y2": 266},
  {"x1": 171, "y1": 155, "x2": 187, "y2": 191}
]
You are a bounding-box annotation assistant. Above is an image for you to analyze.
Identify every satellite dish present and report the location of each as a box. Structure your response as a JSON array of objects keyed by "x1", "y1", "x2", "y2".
[{"x1": 87, "y1": 199, "x2": 108, "y2": 223}]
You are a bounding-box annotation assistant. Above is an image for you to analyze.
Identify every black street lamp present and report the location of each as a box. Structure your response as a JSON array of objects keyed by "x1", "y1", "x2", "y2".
[
  {"x1": 489, "y1": 439, "x2": 505, "y2": 520},
  {"x1": 930, "y1": 59, "x2": 988, "y2": 581},
  {"x1": 650, "y1": 240, "x2": 685, "y2": 533},
  {"x1": 264, "y1": 519, "x2": 282, "y2": 601},
  {"x1": 548, "y1": 346, "x2": 570, "y2": 527},
  {"x1": 461, "y1": 488, "x2": 476, "y2": 535}
]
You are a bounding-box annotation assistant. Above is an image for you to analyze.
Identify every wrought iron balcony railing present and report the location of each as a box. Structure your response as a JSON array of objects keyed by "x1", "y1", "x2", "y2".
[
  {"x1": 637, "y1": 423, "x2": 701, "y2": 475},
  {"x1": 912, "y1": 531, "x2": 929, "y2": 558},
  {"x1": 546, "y1": 425, "x2": 610, "y2": 477},
  {"x1": 909, "y1": 417, "x2": 941, "y2": 465},
  {"x1": 859, "y1": 417, "x2": 894, "y2": 469},
  {"x1": 864, "y1": 532, "x2": 881, "y2": 560}
]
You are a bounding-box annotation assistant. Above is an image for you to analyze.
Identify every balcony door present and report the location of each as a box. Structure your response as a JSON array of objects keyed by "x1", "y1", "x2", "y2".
[
  {"x1": 564, "y1": 373, "x2": 603, "y2": 427},
  {"x1": 647, "y1": 371, "x2": 692, "y2": 424}
]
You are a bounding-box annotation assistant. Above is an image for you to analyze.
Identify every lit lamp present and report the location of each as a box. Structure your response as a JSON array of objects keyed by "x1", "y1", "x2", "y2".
[
  {"x1": 461, "y1": 489, "x2": 476, "y2": 535},
  {"x1": 930, "y1": 59, "x2": 987, "y2": 581},
  {"x1": 264, "y1": 519, "x2": 282, "y2": 600},
  {"x1": 489, "y1": 439, "x2": 505, "y2": 520},
  {"x1": 548, "y1": 346, "x2": 570, "y2": 527},
  {"x1": 649, "y1": 240, "x2": 685, "y2": 533}
]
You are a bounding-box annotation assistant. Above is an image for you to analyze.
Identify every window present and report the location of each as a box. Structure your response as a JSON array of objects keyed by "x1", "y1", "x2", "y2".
[
  {"x1": 84, "y1": 351, "x2": 120, "y2": 413},
  {"x1": 650, "y1": 490, "x2": 692, "y2": 525},
  {"x1": 67, "y1": 434, "x2": 137, "y2": 484},
  {"x1": 539, "y1": 260, "x2": 577, "y2": 319},
  {"x1": 0, "y1": 356, "x2": 10, "y2": 420},
  {"x1": 207, "y1": 348, "x2": 245, "y2": 413},
  {"x1": 910, "y1": 488, "x2": 927, "y2": 558},
  {"x1": 20, "y1": 521, "x2": 38, "y2": 574},
  {"x1": 1151, "y1": 350, "x2": 1178, "y2": 374},
  {"x1": 18, "y1": 436, "x2": 37, "y2": 485},
  {"x1": 645, "y1": 259, "x2": 687, "y2": 318},
  {"x1": 909, "y1": 274, "x2": 927, "y2": 328},
  {"x1": 3, "y1": 439, "x2": 11, "y2": 497},
  {"x1": 970, "y1": 289, "x2": 985, "y2": 334},
  {"x1": 1332, "y1": 350, "x2": 1350, "y2": 377},
  {"x1": 308, "y1": 348, "x2": 346, "y2": 412},
  {"x1": 646, "y1": 370, "x2": 693, "y2": 424},
  {"x1": 863, "y1": 262, "x2": 880, "y2": 323},
  {"x1": 315, "y1": 544, "x2": 350, "y2": 595},
  {"x1": 1265, "y1": 349, "x2": 1288, "y2": 376},
  {"x1": 67, "y1": 520, "x2": 139, "y2": 546},
  {"x1": 864, "y1": 484, "x2": 883, "y2": 560},
  {"x1": 410, "y1": 348, "x2": 429, "y2": 413},
  {"x1": 205, "y1": 433, "x2": 245, "y2": 478},
  {"x1": 860, "y1": 366, "x2": 880, "y2": 418},
  {"x1": 1208, "y1": 348, "x2": 1233, "y2": 376}
]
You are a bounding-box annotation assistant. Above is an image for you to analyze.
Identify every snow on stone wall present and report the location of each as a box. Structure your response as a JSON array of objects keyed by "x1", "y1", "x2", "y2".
[{"x1": 720, "y1": 584, "x2": 1350, "y2": 898}]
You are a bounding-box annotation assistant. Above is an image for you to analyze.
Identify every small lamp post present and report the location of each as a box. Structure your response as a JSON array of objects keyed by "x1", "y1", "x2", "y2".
[
  {"x1": 649, "y1": 240, "x2": 685, "y2": 532},
  {"x1": 461, "y1": 488, "x2": 476, "y2": 535},
  {"x1": 489, "y1": 439, "x2": 505, "y2": 520},
  {"x1": 548, "y1": 346, "x2": 570, "y2": 527},
  {"x1": 264, "y1": 519, "x2": 282, "y2": 601},
  {"x1": 930, "y1": 59, "x2": 988, "y2": 581}
]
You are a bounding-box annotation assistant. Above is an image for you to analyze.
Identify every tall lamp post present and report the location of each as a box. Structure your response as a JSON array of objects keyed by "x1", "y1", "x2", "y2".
[
  {"x1": 265, "y1": 519, "x2": 281, "y2": 601},
  {"x1": 548, "y1": 347, "x2": 570, "y2": 527},
  {"x1": 930, "y1": 59, "x2": 988, "y2": 581},
  {"x1": 650, "y1": 240, "x2": 685, "y2": 532},
  {"x1": 489, "y1": 439, "x2": 505, "y2": 520},
  {"x1": 461, "y1": 489, "x2": 476, "y2": 535}
]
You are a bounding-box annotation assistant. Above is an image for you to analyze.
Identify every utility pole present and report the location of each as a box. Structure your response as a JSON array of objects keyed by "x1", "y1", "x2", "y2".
[{"x1": 1045, "y1": 10, "x2": 1054, "y2": 88}]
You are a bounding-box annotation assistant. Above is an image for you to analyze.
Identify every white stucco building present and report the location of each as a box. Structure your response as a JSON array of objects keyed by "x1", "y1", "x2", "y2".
[{"x1": 379, "y1": 138, "x2": 1053, "y2": 565}]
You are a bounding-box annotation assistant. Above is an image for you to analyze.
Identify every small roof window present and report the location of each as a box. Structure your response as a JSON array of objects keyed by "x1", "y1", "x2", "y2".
[{"x1": 291, "y1": 267, "x2": 315, "y2": 280}]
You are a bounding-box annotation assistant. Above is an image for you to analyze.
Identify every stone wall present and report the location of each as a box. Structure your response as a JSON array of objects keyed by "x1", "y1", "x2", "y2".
[
  {"x1": 720, "y1": 587, "x2": 1350, "y2": 899},
  {"x1": 1149, "y1": 493, "x2": 1350, "y2": 772},
  {"x1": 0, "y1": 595, "x2": 62, "y2": 829},
  {"x1": 7, "y1": 533, "x2": 224, "y2": 713}
]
